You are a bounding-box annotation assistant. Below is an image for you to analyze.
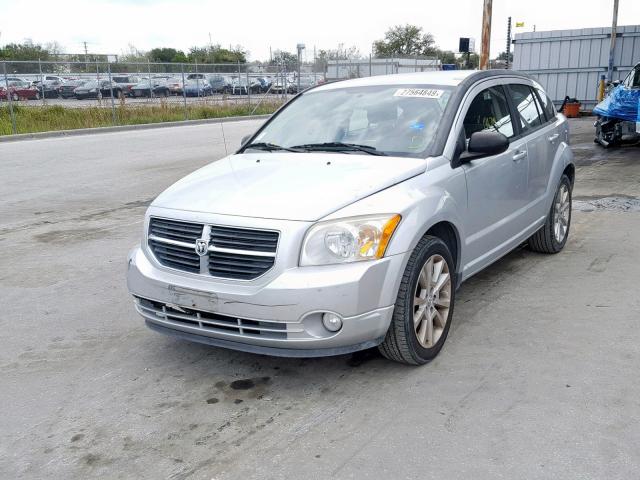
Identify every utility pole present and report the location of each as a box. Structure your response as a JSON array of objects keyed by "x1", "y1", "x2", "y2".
[
  {"x1": 607, "y1": 0, "x2": 619, "y2": 82},
  {"x1": 480, "y1": 0, "x2": 493, "y2": 70},
  {"x1": 83, "y1": 41, "x2": 89, "y2": 71},
  {"x1": 506, "y1": 16, "x2": 512, "y2": 69}
]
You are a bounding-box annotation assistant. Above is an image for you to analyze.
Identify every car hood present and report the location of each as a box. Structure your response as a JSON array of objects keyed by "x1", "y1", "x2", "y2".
[{"x1": 151, "y1": 152, "x2": 426, "y2": 221}]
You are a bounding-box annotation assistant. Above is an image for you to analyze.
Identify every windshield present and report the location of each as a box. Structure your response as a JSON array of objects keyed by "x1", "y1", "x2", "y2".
[{"x1": 246, "y1": 84, "x2": 453, "y2": 157}]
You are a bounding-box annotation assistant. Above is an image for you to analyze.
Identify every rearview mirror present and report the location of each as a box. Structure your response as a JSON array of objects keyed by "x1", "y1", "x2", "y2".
[{"x1": 241, "y1": 134, "x2": 252, "y2": 147}]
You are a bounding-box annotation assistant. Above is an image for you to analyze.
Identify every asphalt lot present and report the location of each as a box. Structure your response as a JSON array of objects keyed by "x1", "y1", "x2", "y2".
[{"x1": 1, "y1": 117, "x2": 639, "y2": 479}]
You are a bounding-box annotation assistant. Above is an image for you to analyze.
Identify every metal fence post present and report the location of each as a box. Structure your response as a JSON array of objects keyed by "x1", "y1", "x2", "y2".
[
  {"x1": 181, "y1": 63, "x2": 188, "y2": 120},
  {"x1": 3, "y1": 61, "x2": 18, "y2": 135},
  {"x1": 38, "y1": 58, "x2": 46, "y2": 106},
  {"x1": 246, "y1": 69, "x2": 251, "y2": 105},
  {"x1": 237, "y1": 60, "x2": 241, "y2": 103},
  {"x1": 107, "y1": 62, "x2": 117, "y2": 125},
  {"x1": 147, "y1": 60, "x2": 153, "y2": 101},
  {"x1": 369, "y1": 54, "x2": 372, "y2": 77}
]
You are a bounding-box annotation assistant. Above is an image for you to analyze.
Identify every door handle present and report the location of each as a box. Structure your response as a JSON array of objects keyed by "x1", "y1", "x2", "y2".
[
  {"x1": 548, "y1": 133, "x2": 560, "y2": 142},
  {"x1": 512, "y1": 150, "x2": 527, "y2": 161}
]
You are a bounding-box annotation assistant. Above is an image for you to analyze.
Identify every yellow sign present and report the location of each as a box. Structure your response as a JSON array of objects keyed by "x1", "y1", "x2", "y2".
[{"x1": 515, "y1": 22, "x2": 525, "y2": 27}]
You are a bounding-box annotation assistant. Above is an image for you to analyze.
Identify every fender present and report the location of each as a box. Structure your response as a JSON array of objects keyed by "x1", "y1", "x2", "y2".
[
  {"x1": 322, "y1": 162, "x2": 466, "y2": 278},
  {"x1": 544, "y1": 135, "x2": 575, "y2": 214}
]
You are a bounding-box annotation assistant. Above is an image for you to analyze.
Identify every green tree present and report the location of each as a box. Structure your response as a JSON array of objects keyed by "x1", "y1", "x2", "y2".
[
  {"x1": 270, "y1": 50, "x2": 298, "y2": 70},
  {"x1": 374, "y1": 24, "x2": 437, "y2": 57},
  {"x1": 437, "y1": 50, "x2": 457, "y2": 65},
  {"x1": 188, "y1": 45, "x2": 246, "y2": 64},
  {"x1": 148, "y1": 47, "x2": 188, "y2": 63},
  {"x1": 496, "y1": 51, "x2": 513, "y2": 63}
]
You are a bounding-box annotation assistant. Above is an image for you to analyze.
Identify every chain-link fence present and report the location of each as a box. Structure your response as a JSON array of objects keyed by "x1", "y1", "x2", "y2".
[
  {"x1": 1, "y1": 56, "x2": 444, "y2": 135},
  {"x1": 1, "y1": 59, "x2": 328, "y2": 135}
]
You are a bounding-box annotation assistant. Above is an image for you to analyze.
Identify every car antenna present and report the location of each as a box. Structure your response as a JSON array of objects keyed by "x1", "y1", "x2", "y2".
[{"x1": 220, "y1": 118, "x2": 228, "y2": 156}]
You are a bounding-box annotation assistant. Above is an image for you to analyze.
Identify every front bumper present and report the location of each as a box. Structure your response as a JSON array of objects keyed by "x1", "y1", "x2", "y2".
[{"x1": 127, "y1": 244, "x2": 406, "y2": 356}]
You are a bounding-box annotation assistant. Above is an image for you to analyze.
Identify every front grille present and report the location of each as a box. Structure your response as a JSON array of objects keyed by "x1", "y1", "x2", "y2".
[
  {"x1": 149, "y1": 239, "x2": 200, "y2": 273},
  {"x1": 136, "y1": 297, "x2": 288, "y2": 339},
  {"x1": 149, "y1": 217, "x2": 203, "y2": 243},
  {"x1": 210, "y1": 226, "x2": 278, "y2": 252},
  {"x1": 209, "y1": 251, "x2": 275, "y2": 280},
  {"x1": 147, "y1": 217, "x2": 278, "y2": 280}
]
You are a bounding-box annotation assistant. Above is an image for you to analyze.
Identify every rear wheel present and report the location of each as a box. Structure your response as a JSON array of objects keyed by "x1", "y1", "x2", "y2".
[
  {"x1": 379, "y1": 235, "x2": 455, "y2": 365},
  {"x1": 527, "y1": 174, "x2": 572, "y2": 253}
]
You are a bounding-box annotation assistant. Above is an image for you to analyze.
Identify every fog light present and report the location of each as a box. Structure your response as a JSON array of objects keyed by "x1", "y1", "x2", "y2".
[{"x1": 322, "y1": 312, "x2": 343, "y2": 332}]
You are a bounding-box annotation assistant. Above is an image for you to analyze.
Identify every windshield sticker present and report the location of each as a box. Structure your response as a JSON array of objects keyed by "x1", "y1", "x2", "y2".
[{"x1": 394, "y1": 88, "x2": 444, "y2": 99}]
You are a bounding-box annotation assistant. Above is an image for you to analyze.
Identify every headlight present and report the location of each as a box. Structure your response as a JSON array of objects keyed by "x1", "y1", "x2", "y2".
[{"x1": 300, "y1": 214, "x2": 401, "y2": 266}]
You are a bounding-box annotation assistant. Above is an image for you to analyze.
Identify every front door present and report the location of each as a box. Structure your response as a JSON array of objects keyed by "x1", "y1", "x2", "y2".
[{"x1": 460, "y1": 84, "x2": 529, "y2": 276}]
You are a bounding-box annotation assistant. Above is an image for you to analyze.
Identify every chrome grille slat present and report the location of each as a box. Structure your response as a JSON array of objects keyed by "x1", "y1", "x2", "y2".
[{"x1": 148, "y1": 217, "x2": 279, "y2": 280}]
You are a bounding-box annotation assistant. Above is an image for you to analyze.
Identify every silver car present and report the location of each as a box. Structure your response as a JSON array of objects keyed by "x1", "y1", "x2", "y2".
[{"x1": 127, "y1": 70, "x2": 574, "y2": 365}]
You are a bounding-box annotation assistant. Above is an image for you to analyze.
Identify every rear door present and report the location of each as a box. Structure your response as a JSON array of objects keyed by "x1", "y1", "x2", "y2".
[
  {"x1": 459, "y1": 83, "x2": 530, "y2": 272},
  {"x1": 506, "y1": 83, "x2": 558, "y2": 221}
]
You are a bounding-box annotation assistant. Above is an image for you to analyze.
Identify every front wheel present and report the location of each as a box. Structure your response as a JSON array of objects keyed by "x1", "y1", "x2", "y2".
[
  {"x1": 379, "y1": 235, "x2": 455, "y2": 365},
  {"x1": 527, "y1": 174, "x2": 572, "y2": 253}
]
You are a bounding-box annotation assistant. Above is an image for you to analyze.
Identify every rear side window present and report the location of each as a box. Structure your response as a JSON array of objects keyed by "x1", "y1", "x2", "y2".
[
  {"x1": 508, "y1": 84, "x2": 545, "y2": 133},
  {"x1": 463, "y1": 85, "x2": 515, "y2": 139},
  {"x1": 535, "y1": 87, "x2": 556, "y2": 121}
]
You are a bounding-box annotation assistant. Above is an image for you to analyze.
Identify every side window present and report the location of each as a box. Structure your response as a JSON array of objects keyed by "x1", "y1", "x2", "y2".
[
  {"x1": 508, "y1": 84, "x2": 545, "y2": 133},
  {"x1": 463, "y1": 85, "x2": 515, "y2": 140},
  {"x1": 535, "y1": 87, "x2": 557, "y2": 121}
]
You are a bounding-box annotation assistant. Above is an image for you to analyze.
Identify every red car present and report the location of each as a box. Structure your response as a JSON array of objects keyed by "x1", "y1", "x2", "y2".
[{"x1": 0, "y1": 80, "x2": 40, "y2": 101}]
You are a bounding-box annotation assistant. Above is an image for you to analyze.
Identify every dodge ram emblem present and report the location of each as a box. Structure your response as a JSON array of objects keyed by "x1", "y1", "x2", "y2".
[{"x1": 195, "y1": 239, "x2": 209, "y2": 257}]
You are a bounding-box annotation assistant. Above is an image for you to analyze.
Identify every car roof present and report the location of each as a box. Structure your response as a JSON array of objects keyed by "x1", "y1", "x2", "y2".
[{"x1": 313, "y1": 69, "x2": 533, "y2": 92}]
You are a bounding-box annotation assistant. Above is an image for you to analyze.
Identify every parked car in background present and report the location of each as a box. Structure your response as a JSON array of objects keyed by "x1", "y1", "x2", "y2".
[
  {"x1": 130, "y1": 79, "x2": 171, "y2": 98},
  {"x1": 74, "y1": 80, "x2": 124, "y2": 99},
  {"x1": 0, "y1": 80, "x2": 40, "y2": 101},
  {"x1": 271, "y1": 78, "x2": 289, "y2": 94},
  {"x1": 207, "y1": 75, "x2": 230, "y2": 93},
  {"x1": 231, "y1": 78, "x2": 261, "y2": 95},
  {"x1": 254, "y1": 76, "x2": 273, "y2": 93},
  {"x1": 288, "y1": 77, "x2": 318, "y2": 94},
  {"x1": 113, "y1": 75, "x2": 141, "y2": 97},
  {"x1": 59, "y1": 79, "x2": 86, "y2": 99},
  {"x1": 166, "y1": 78, "x2": 184, "y2": 96},
  {"x1": 35, "y1": 78, "x2": 63, "y2": 98},
  {"x1": 128, "y1": 70, "x2": 574, "y2": 365},
  {"x1": 184, "y1": 80, "x2": 213, "y2": 97}
]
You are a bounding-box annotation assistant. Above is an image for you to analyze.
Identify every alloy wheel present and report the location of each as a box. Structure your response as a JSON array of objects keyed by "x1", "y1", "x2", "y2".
[
  {"x1": 553, "y1": 183, "x2": 570, "y2": 243},
  {"x1": 413, "y1": 254, "x2": 452, "y2": 348}
]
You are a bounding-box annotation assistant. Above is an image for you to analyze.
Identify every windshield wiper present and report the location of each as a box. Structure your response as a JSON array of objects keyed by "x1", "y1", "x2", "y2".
[
  {"x1": 291, "y1": 142, "x2": 387, "y2": 156},
  {"x1": 244, "y1": 142, "x2": 303, "y2": 153}
]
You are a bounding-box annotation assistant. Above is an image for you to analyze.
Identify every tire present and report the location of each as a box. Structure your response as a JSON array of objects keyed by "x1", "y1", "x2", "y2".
[
  {"x1": 379, "y1": 235, "x2": 456, "y2": 365},
  {"x1": 527, "y1": 174, "x2": 572, "y2": 254},
  {"x1": 35, "y1": 91, "x2": 41, "y2": 100},
  {"x1": 11, "y1": 93, "x2": 19, "y2": 102}
]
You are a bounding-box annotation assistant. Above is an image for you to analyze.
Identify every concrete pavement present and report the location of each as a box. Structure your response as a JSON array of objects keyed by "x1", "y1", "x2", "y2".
[{"x1": 0, "y1": 117, "x2": 638, "y2": 479}]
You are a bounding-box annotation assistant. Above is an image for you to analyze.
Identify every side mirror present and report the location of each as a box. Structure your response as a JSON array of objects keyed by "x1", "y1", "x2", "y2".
[
  {"x1": 241, "y1": 134, "x2": 252, "y2": 147},
  {"x1": 452, "y1": 131, "x2": 509, "y2": 168}
]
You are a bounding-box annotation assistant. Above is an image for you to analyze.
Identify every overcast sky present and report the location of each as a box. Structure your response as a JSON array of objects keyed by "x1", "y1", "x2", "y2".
[{"x1": 1, "y1": 0, "x2": 639, "y2": 61}]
